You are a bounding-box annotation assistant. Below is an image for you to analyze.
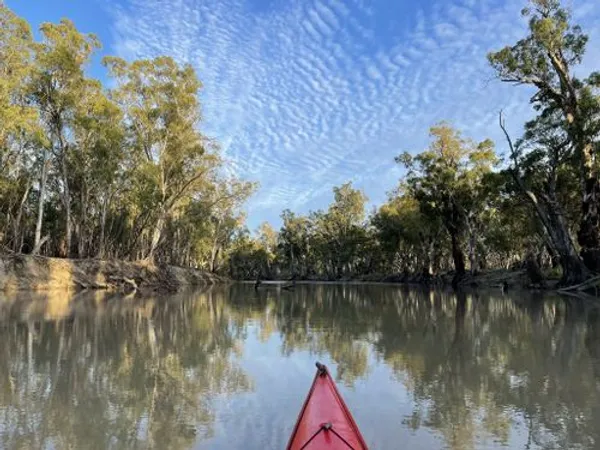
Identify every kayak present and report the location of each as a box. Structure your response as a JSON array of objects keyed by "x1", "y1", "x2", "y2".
[{"x1": 287, "y1": 362, "x2": 369, "y2": 450}]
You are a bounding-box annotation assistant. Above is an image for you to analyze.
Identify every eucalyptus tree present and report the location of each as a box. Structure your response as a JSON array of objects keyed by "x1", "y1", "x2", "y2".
[
  {"x1": 0, "y1": 6, "x2": 41, "y2": 252},
  {"x1": 70, "y1": 80, "x2": 125, "y2": 258},
  {"x1": 489, "y1": 0, "x2": 600, "y2": 272},
  {"x1": 316, "y1": 182, "x2": 368, "y2": 277},
  {"x1": 397, "y1": 124, "x2": 498, "y2": 282},
  {"x1": 204, "y1": 179, "x2": 256, "y2": 272},
  {"x1": 499, "y1": 110, "x2": 589, "y2": 284},
  {"x1": 256, "y1": 222, "x2": 278, "y2": 276},
  {"x1": 278, "y1": 210, "x2": 313, "y2": 278},
  {"x1": 372, "y1": 191, "x2": 444, "y2": 275},
  {"x1": 0, "y1": 5, "x2": 37, "y2": 157},
  {"x1": 30, "y1": 19, "x2": 100, "y2": 255},
  {"x1": 104, "y1": 56, "x2": 219, "y2": 261}
]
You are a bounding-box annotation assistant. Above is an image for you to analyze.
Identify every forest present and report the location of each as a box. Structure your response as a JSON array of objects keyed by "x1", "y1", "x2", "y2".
[
  {"x1": 0, "y1": 5, "x2": 256, "y2": 269},
  {"x1": 228, "y1": 0, "x2": 600, "y2": 287},
  {"x1": 1, "y1": 0, "x2": 599, "y2": 287}
]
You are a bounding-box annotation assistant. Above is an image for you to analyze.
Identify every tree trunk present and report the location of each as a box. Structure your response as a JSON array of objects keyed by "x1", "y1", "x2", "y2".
[
  {"x1": 499, "y1": 112, "x2": 589, "y2": 285},
  {"x1": 13, "y1": 180, "x2": 31, "y2": 253},
  {"x1": 60, "y1": 154, "x2": 72, "y2": 258},
  {"x1": 561, "y1": 84, "x2": 600, "y2": 272},
  {"x1": 33, "y1": 156, "x2": 49, "y2": 255},
  {"x1": 97, "y1": 195, "x2": 108, "y2": 259},
  {"x1": 546, "y1": 143, "x2": 589, "y2": 285},
  {"x1": 578, "y1": 170, "x2": 600, "y2": 272},
  {"x1": 468, "y1": 228, "x2": 477, "y2": 275},
  {"x1": 209, "y1": 219, "x2": 222, "y2": 272},
  {"x1": 31, "y1": 235, "x2": 50, "y2": 255},
  {"x1": 209, "y1": 242, "x2": 220, "y2": 273},
  {"x1": 76, "y1": 224, "x2": 84, "y2": 259},
  {"x1": 445, "y1": 202, "x2": 466, "y2": 283},
  {"x1": 524, "y1": 188, "x2": 588, "y2": 285},
  {"x1": 525, "y1": 251, "x2": 545, "y2": 286},
  {"x1": 77, "y1": 187, "x2": 88, "y2": 259},
  {"x1": 147, "y1": 213, "x2": 165, "y2": 262},
  {"x1": 290, "y1": 246, "x2": 295, "y2": 278},
  {"x1": 450, "y1": 231, "x2": 466, "y2": 280},
  {"x1": 546, "y1": 47, "x2": 600, "y2": 272}
]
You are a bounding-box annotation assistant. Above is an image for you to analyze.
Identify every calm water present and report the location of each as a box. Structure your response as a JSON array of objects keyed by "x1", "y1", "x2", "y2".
[{"x1": 0, "y1": 284, "x2": 599, "y2": 450}]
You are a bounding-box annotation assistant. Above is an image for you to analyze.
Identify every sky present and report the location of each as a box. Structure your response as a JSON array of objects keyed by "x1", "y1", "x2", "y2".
[{"x1": 7, "y1": 0, "x2": 600, "y2": 230}]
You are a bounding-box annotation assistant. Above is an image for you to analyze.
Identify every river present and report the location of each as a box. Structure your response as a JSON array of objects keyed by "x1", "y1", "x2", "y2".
[{"x1": 0, "y1": 284, "x2": 599, "y2": 449}]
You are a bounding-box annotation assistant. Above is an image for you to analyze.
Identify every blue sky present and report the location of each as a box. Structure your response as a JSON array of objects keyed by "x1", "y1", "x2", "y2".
[{"x1": 8, "y1": 0, "x2": 600, "y2": 230}]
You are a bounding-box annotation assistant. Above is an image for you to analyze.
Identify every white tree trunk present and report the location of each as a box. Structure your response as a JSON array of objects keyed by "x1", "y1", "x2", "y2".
[{"x1": 33, "y1": 156, "x2": 49, "y2": 255}]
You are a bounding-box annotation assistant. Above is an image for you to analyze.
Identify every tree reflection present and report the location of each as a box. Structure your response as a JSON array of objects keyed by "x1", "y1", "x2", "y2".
[
  {"x1": 1, "y1": 285, "x2": 599, "y2": 450},
  {"x1": 226, "y1": 284, "x2": 600, "y2": 450},
  {"x1": 226, "y1": 284, "x2": 375, "y2": 385},
  {"x1": 0, "y1": 289, "x2": 251, "y2": 449}
]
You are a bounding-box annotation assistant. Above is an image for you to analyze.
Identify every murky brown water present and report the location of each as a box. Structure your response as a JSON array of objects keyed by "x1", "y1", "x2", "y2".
[{"x1": 0, "y1": 284, "x2": 599, "y2": 449}]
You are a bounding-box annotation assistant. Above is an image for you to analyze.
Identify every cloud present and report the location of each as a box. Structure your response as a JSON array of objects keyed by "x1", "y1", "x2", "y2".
[{"x1": 106, "y1": 0, "x2": 600, "y2": 228}]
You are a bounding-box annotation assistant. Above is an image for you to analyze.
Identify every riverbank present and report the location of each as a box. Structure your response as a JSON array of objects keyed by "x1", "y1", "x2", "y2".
[
  {"x1": 377, "y1": 268, "x2": 548, "y2": 289},
  {"x1": 0, "y1": 254, "x2": 227, "y2": 292},
  {"x1": 257, "y1": 268, "x2": 558, "y2": 290}
]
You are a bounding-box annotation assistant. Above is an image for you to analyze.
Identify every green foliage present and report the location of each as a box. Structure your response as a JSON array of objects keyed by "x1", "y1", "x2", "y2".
[
  {"x1": 227, "y1": 232, "x2": 271, "y2": 280},
  {"x1": 372, "y1": 191, "x2": 443, "y2": 273},
  {"x1": 397, "y1": 124, "x2": 499, "y2": 276},
  {"x1": 489, "y1": 0, "x2": 600, "y2": 280},
  {"x1": 0, "y1": 5, "x2": 255, "y2": 266},
  {"x1": 0, "y1": 6, "x2": 38, "y2": 150},
  {"x1": 1, "y1": 0, "x2": 600, "y2": 287}
]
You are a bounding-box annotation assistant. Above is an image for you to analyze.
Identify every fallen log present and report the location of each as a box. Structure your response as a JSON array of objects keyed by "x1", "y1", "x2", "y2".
[{"x1": 558, "y1": 274, "x2": 600, "y2": 293}]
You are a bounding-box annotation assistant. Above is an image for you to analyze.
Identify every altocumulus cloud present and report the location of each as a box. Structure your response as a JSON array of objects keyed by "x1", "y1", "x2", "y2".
[{"x1": 107, "y1": 0, "x2": 600, "y2": 228}]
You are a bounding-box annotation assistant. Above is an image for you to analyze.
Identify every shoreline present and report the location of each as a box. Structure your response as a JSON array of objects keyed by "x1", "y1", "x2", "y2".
[
  {"x1": 244, "y1": 268, "x2": 566, "y2": 292},
  {"x1": 0, "y1": 254, "x2": 227, "y2": 293}
]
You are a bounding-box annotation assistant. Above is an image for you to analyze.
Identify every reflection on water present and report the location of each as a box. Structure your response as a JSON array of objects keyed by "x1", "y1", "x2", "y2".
[
  {"x1": 0, "y1": 285, "x2": 599, "y2": 449},
  {"x1": 0, "y1": 289, "x2": 251, "y2": 449}
]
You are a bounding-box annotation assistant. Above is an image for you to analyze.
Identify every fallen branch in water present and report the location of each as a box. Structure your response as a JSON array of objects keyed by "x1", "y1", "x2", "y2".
[{"x1": 558, "y1": 274, "x2": 600, "y2": 292}]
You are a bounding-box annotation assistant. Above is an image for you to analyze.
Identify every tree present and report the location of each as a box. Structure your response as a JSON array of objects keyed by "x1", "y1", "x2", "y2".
[
  {"x1": 0, "y1": 5, "x2": 37, "y2": 155},
  {"x1": 397, "y1": 124, "x2": 498, "y2": 283},
  {"x1": 256, "y1": 222, "x2": 278, "y2": 277},
  {"x1": 70, "y1": 80, "x2": 125, "y2": 258},
  {"x1": 372, "y1": 191, "x2": 444, "y2": 276},
  {"x1": 257, "y1": 222, "x2": 278, "y2": 254},
  {"x1": 489, "y1": 0, "x2": 600, "y2": 271},
  {"x1": 278, "y1": 210, "x2": 312, "y2": 278},
  {"x1": 204, "y1": 180, "x2": 256, "y2": 273},
  {"x1": 104, "y1": 56, "x2": 218, "y2": 261},
  {"x1": 0, "y1": 6, "x2": 42, "y2": 253},
  {"x1": 227, "y1": 231, "x2": 271, "y2": 280},
  {"x1": 30, "y1": 18, "x2": 100, "y2": 255},
  {"x1": 499, "y1": 110, "x2": 589, "y2": 284},
  {"x1": 0, "y1": 6, "x2": 257, "y2": 266},
  {"x1": 318, "y1": 183, "x2": 368, "y2": 277}
]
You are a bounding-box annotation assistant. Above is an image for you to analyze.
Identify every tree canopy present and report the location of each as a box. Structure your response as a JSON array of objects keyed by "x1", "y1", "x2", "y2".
[
  {"x1": 0, "y1": 5, "x2": 254, "y2": 268},
  {"x1": 226, "y1": 0, "x2": 600, "y2": 287},
  {"x1": 1, "y1": 0, "x2": 600, "y2": 287}
]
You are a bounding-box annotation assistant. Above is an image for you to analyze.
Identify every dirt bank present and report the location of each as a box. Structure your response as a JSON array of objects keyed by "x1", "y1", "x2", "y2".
[
  {"x1": 0, "y1": 254, "x2": 227, "y2": 292},
  {"x1": 378, "y1": 268, "x2": 538, "y2": 287},
  {"x1": 266, "y1": 268, "x2": 557, "y2": 290}
]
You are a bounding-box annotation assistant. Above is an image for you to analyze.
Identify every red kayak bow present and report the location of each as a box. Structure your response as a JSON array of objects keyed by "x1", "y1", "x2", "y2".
[{"x1": 287, "y1": 363, "x2": 369, "y2": 450}]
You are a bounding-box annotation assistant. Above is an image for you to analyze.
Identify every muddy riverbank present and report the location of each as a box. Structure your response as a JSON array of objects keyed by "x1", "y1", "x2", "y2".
[{"x1": 0, "y1": 254, "x2": 227, "y2": 292}]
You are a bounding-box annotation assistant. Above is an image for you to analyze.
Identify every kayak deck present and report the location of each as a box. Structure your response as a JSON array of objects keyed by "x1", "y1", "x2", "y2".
[{"x1": 287, "y1": 363, "x2": 369, "y2": 450}]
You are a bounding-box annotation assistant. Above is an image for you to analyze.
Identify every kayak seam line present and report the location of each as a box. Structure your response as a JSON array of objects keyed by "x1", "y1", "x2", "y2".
[
  {"x1": 297, "y1": 425, "x2": 326, "y2": 450},
  {"x1": 297, "y1": 423, "x2": 357, "y2": 450},
  {"x1": 329, "y1": 425, "x2": 359, "y2": 450},
  {"x1": 323, "y1": 374, "x2": 368, "y2": 449}
]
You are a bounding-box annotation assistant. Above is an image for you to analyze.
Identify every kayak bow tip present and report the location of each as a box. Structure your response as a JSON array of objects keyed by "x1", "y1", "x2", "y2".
[{"x1": 315, "y1": 361, "x2": 328, "y2": 376}]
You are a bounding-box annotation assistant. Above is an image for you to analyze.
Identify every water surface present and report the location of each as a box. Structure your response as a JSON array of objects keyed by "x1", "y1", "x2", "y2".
[{"x1": 0, "y1": 284, "x2": 599, "y2": 449}]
